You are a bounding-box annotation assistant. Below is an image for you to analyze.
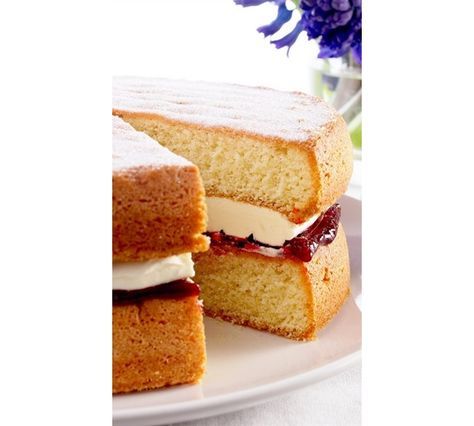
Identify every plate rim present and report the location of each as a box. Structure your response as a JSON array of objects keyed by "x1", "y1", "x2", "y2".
[{"x1": 114, "y1": 350, "x2": 361, "y2": 424}]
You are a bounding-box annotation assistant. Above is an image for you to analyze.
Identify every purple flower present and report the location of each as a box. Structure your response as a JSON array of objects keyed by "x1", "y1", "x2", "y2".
[
  {"x1": 234, "y1": 0, "x2": 271, "y2": 5},
  {"x1": 257, "y1": 1, "x2": 293, "y2": 38},
  {"x1": 271, "y1": 20, "x2": 304, "y2": 52},
  {"x1": 234, "y1": 0, "x2": 362, "y2": 64}
]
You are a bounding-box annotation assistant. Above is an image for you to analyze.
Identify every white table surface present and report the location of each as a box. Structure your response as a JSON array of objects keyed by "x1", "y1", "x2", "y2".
[{"x1": 170, "y1": 364, "x2": 361, "y2": 426}]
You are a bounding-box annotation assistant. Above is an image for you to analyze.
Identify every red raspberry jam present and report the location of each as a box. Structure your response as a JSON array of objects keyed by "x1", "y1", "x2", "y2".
[
  {"x1": 113, "y1": 279, "x2": 200, "y2": 305},
  {"x1": 206, "y1": 203, "x2": 341, "y2": 262}
]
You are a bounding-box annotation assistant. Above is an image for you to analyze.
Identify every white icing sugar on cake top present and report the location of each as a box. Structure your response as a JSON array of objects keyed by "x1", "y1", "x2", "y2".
[
  {"x1": 113, "y1": 77, "x2": 338, "y2": 142},
  {"x1": 112, "y1": 116, "x2": 191, "y2": 171}
]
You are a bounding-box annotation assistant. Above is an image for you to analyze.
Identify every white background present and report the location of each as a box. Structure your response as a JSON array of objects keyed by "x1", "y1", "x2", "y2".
[
  {"x1": 1, "y1": 1, "x2": 474, "y2": 426},
  {"x1": 112, "y1": 0, "x2": 318, "y2": 93}
]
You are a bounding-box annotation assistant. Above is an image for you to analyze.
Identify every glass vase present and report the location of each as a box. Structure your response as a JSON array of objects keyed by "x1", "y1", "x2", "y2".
[{"x1": 309, "y1": 54, "x2": 362, "y2": 156}]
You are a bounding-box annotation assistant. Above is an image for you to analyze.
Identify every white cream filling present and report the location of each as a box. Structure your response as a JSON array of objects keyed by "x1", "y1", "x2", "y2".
[
  {"x1": 206, "y1": 197, "x2": 319, "y2": 247},
  {"x1": 113, "y1": 253, "x2": 195, "y2": 291}
]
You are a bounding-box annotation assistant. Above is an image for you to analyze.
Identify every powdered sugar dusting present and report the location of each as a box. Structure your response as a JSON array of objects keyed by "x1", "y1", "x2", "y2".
[
  {"x1": 113, "y1": 77, "x2": 338, "y2": 141},
  {"x1": 113, "y1": 116, "x2": 191, "y2": 171}
]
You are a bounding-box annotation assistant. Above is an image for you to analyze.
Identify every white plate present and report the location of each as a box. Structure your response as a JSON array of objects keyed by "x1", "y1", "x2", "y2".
[{"x1": 113, "y1": 195, "x2": 361, "y2": 426}]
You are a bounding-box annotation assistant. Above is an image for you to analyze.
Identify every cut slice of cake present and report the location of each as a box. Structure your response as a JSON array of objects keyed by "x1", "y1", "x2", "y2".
[
  {"x1": 112, "y1": 116, "x2": 209, "y2": 393},
  {"x1": 113, "y1": 77, "x2": 353, "y2": 341}
]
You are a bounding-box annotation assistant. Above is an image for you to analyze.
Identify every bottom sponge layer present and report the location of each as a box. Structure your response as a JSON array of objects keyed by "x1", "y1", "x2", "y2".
[{"x1": 194, "y1": 225, "x2": 350, "y2": 341}]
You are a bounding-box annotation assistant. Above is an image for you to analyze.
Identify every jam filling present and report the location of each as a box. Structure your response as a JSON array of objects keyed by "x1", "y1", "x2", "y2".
[
  {"x1": 113, "y1": 279, "x2": 200, "y2": 305},
  {"x1": 206, "y1": 203, "x2": 341, "y2": 262}
]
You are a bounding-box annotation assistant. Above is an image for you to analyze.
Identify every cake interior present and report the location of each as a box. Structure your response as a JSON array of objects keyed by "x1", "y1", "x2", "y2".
[
  {"x1": 196, "y1": 250, "x2": 311, "y2": 338},
  {"x1": 114, "y1": 115, "x2": 318, "y2": 222}
]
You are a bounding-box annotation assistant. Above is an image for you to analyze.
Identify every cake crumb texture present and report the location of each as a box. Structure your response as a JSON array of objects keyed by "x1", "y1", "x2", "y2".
[
  {"x1": 113, "y1": 295, "x2": 206, "y2": 393},
  {"x1": 193, "y1": 224, "x2": 350, "y2": 341}
]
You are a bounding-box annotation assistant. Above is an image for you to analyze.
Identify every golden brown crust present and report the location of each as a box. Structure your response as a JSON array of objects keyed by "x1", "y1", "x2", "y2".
[
  {"x1": 113, "y1": 164, "x2": 209, "y2": 262},
  {"x1": 113, "y1": 99, "x2": 352, "y2": 224},
  {"x1": 194, "y1": 224, "x2": 350, "y2": 341},
  {"x1": 309, "y1": 115, "x2": 354, "y2": 213},
  {"x1": 305, "y1": 224, "x2": 350, "y2": 332},
  {"x1": 112, "y1": 295, "x2": 206, "y2": 394}
]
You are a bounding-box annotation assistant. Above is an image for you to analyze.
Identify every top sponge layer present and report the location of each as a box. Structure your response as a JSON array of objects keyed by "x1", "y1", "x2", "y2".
[
  {"x1": 113, "y1": 77, "x2": 353, "y2": 223},
  {"x1": 113, "y1": 77, "x2": 337, "y2": 142}
]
